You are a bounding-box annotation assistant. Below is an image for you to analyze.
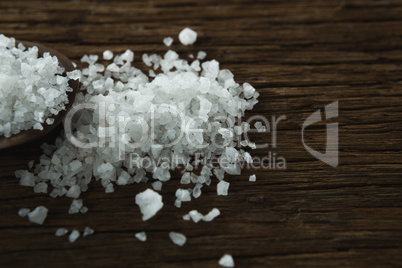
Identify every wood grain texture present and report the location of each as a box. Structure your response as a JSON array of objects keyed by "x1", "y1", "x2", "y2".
[{"x1": 0, "y1": 0, "x2": 401, "y2": 267}]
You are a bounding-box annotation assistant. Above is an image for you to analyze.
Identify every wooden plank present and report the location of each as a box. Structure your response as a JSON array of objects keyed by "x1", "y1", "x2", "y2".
[{"x1": 0, "y1": 0, "x2": 401, "y2": 267}]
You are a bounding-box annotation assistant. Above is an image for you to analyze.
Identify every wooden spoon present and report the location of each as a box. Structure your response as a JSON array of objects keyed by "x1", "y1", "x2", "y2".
[{"x1": 0, "y1": 41, "x2": 79, "y2": 150}]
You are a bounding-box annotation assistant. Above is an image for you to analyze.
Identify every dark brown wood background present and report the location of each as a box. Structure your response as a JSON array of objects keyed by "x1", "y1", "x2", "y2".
[{"x1": 0, "y1": 0, "x2": 401, "y2": 267}]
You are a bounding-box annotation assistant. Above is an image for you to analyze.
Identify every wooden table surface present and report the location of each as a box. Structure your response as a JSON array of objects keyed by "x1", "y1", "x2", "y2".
[{"x1": 0, "y1": 0, "x2": 401, "y2": 267}]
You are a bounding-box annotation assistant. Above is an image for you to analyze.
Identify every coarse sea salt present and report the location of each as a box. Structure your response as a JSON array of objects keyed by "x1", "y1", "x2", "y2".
[
  {"x1": 83, "y1": 226, "x2": 94, "y2": 237},
  {"x1": 183, "y1": 208, "x2": 220, "y2": 223},
  {"x1": 15, "y1": 28, "x2": 260, "y2": 248},
  {"x1": 178, "y1": 27, "x2": 197, "y2": 45},
  {"x1": 169, "y1": 231, "x2": 186, "y2": 246},
  {"x1": 68, "y1": 199, "x2": 83, "y2": 214},
  {"x1": 27, "y1": 206, "x2": 48, "y2": 225},
  {"x1": 219, "y1": 254, "x2": 235, "y2": 267},
  {"x1": 163, "y1": 37, "x2": 173, "y2": 47},
  {"x1": 135, "y1": 231, "x2": 147, "y2": 242},
  {"x1": 69, "y1": 230, "x2": 80, "y2": 243},
  {"x1": 18, "y1": 208, "x2": 30, "y2": 217},
  {"x1": 135, "y1": 189, "x2": 164, "y2": 221},
  {"x1": 217, "y1": 181, "x2": 230, "y2": 196},
  {"x1": 55, "y1": 228, "x2": 68, "y2": 237},
  {"x1": 0, "y1": 34, "x2": 72, "y2": 137}
]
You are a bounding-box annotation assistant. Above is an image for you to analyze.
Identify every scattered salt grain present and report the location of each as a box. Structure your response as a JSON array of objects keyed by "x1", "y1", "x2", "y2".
[
  {"x1": 254, "y1": 121, "x2": 266, "y2": 132},
  {"x1": 46, "y1": 118, "x2": 55, "y2": 125},
  {"x1": 249, "y1": 174, "x2": 256, "y2": 182},
  {"x1": 33, "y1": 182, "x2": 48, "y2": 193},
  {"x1": 105, "y1": 183, "x2": 114, "y2": 193},
  {"x1": 197, "y1": 51, "x2": 207, "y2": 60},
  {"x1": 66, "y1": 185, "x2": 81, "y2": 199},
  {"x1": 152, "y1": 181, "x2": 162, "y2": 191},
  {"x1": 169, "y1": 231, "x2": 186, "y2": 246},
  {"x1": 68, "y1": 199, "x2": 83, "y2": 214},
  {"x1": 80, "y1": 206, "x2": 88, "y2": 214},
  {"x1": 175, "y1": 189, "x2": 191, "y2": 202},
  {"x1": 18, "y1": 208, "x2": 30, "y2": 217},
  {"x1": 55, "y1": 228, "x2": 68, "y2": 237},
  {"x1": 103, "y1": 50, "x2": 114, "y2": 60},
  {"x1": 28, "y1": 160, "x2": 34, "y2": 169},
  {"x1": 163, "y1": 37, "x2": 173, "y2": 47},
  {"x1": 178, "y1": 28, "x2": 197, "y2": 45},
  {"x1": 135, "y1": 231, "x2": 147, "y2": 242},
  {"x1": 83, "y1": 226, "x2": 94, "y2": 237},
  {"x1": 192, "y1": 183, "x2": 202, "y2": 199},
  {"x1": 135, "y1": 189, "x2": 164, "y2": 221},
  {"x1": 183, "y1": 208, "x2": 220, "y2": 223},
  {"x1": 69, "y1": 230, "x2": 80, "y2": 243},
  {"x1": 219, "y1": 254, "x2": 235, "y2": 267},
  {"x1": 202, "y1": 208, "x2": 220, "y2": 222},
  {"x1": 27, "y1": 206, "x2": 48, "y2": 225},
  {"x1": 217, "y1": 181, "x2": 230, "y2": 196},
  {"x1": 33, "y1": 123, "x2": 43, "y2": 131},
  {"x1": 188, "y1": 210, "x2": 203, "y2": 223}
]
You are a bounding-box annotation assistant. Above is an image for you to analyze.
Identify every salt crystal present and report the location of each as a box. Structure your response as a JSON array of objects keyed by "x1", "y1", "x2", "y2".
[
  {"x1": 217, "y1": 181, "x2": 230, "y2": 196},
  {"x1": 33, "y1": 123, "x2": 43, "y2": 130},
  {"x1": 197, "y1": 51, "x2": 206, "y2": 60},
  {"x1": 68, "y1": 199, "x2": 83, "y2": 214},
  {"x1": 135, "y1": 231, "x2": 147, "y2": 242},
  {"x1": 67, "y1": 70, "x2": 81, "y2": 80},
  {"x1": 174, "y1": 199, "x2": 182, "y2": 208},
  {"x1": 66, "y1": 185, "x2": 81, "y2": 198},
  {"x1": 189, "y1": 210, "x2": 203, "y2": 223},
  {"x1": 120, "y1": 49, "x2": 134, "y2": 63},
  {"x1": 152, "y1": 181, "x2": 162, "y2": 191},
  {"x1": 106, "y1": 63, "x2": 119, "y2": 72},
  {"x1": 83, "y1": 226, "x2": 94, "y2": 237},
  {"x1": 18, "y1": 208, "x2": 30, "y2": 217},
  {"x1": 175, "y1": 189, "x2": 191, "y2": 202},
  {"x1": 192, "y1": 183, "x2": 202, "y2": 199},
  {"x1": 33, "y1": 182, "x2": 48, "y2": 193},
  {"x1": 135, "y1": 189, "x2": 164, "y2": 221},
  {"x1": 80, "y1": 206, "x2": 88, "y2": 213},
  {"x1": 248, "y1": 142, "x2": 257, "y2": 149},
  {"x1": 69, "y1": 230, "x2": 80, "y2": 243},
  {"x1": 117, "y1": 170, "x2": 131, "y2": 185},
  {"x1": 55, "y1": 228, "x2": 68, "y2": 237},
  {"x1": 27, "y1": 206, "x2": 48, "y2": 225},
  {"x1": 46, "y1": 118, "x2": 55, "y2": 125},
  {"x1": 183, "y1": 208, "x2": 220, "y2": 223},
  {"x1": 219, "y1": 254, "x2": 235, "y2": 267},
  {"x1": 243, "y1": 82, "x2": 255, "y2": 98},
  {"x1": 163, "y1": 37, "x2": 173, "y2": 47},
  {"x1": 243, "y1": 152, "x2": 253, "y2": 163},
  {"x1": 103, "y1": 50, "x2": 113, "y2": 60},
  {"x1": 178, "y1": 28, "x2": 197, "y2": 45},
  {"x1": 249, "y1": 174, "x2": 256, "y2": 182},
  {"x1": 202, "y1": 208, "x2": 220, "y2": 222},
  {"x1": 169, "y1": 231, "x2": 186, "y2": 246},
  {"x1": 105, "y1": 183, "x2": 114, "y2": 193},
  {"x1": 28, "y1": 160, "x2": 34, "y2": 169}
]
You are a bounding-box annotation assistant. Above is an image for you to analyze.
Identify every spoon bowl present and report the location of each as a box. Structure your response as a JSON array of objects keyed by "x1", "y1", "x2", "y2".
[{"x1": 0, "y1": 41, "x2": 79, "y2": 150}]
